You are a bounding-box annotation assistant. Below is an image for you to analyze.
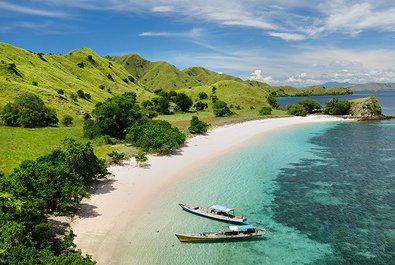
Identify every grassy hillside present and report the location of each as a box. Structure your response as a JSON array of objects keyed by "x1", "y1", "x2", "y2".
[
  {"x1": 0, "y1": 43, "x2": 153, "y2": 119},
  {"x1": 183, "y1": 66, "x2": 242, "y2": 84}
]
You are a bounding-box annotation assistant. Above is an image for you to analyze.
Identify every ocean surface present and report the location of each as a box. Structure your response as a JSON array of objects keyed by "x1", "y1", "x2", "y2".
[{"x1": 118, "y1": 90, "x2": 395, "y2": 265}]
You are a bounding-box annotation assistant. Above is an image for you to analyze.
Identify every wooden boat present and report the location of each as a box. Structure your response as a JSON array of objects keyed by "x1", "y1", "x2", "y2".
[
  {"x1": 175, "y1": 224, "x2": 267, "y2": 242},
  {"x1": 179, "y1": 203, "x2": 247, "y2": 224}
]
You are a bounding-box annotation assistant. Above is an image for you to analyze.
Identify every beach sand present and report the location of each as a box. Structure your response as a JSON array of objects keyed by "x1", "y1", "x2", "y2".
[{"x1": 70, "y1": 116, "x2": 347, "y2": 264}]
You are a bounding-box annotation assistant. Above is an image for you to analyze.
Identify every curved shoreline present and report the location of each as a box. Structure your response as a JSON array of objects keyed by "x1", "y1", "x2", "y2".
[{"x1": 70, "y1": 116, "x2": 348, "y2": 264}]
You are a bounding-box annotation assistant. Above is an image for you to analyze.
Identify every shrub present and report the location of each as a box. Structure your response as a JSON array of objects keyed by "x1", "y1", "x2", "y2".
[
  {"x1": 126, "y1": 120, "x2": 185, "y2": 153},
  {"x1": 189, "y1": 116, "x2": 209, "y2": 134},
  {"x1": 32, "y1": 81, "x2": 38, "y2": 86},
  {"x1": 194, "y1": 101, "x2": 208, "y2": 111},
  {"x1": 99, "y1": 84, "x2": 105, "y2": 90},
  {"x1": 174, "y1": 93, "x2": 193, "y2": 112},
  {"x1": 259, "y1": 106, "x2": 272, "y2": 115},
  {"x1": 77, "y1": 89, "x2": 85, "y2": 98},
  {"x1": 62, "y1": 115, "x2": 73, "y2": 127},
  {"x1": 287, "y1": 104, "x2": 307, "y2": 116},
  {"x1": 107, "y1": 151, "x2": 125, "y2": 164},
  {"x1": 324, "y1": 98, "x2": 351, "y2": 115},
  {"x1": 198, "y1": 92, "x2": 208, "y2": 100},
  {"x1": 0, "y1": 93, "x2": 58, "y2": 128},
  {"x1": 298, "y1": 98, "x2": 322, "y2": 113},
  {"x1": 135, "y1": 151, "x2": 148, "y2": 166},
  {"x1": 57, "y1": 89, "x2": 64, "y2": 95},
  {"x1": 152, "y1": 96, "x2": 170, "y2": 114},
  {"x1": 213, "y1": 100, "x2": 232, "y2": 117},
  {"x1": 77, "y1": 62, "x2": 85, "y2": 68}
]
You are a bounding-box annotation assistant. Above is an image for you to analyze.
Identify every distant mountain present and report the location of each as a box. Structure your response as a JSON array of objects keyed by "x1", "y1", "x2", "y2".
[
  {"x1": 347, "y1": 83, "x2": 395, "y2": 91},
  {"x1": 322, "y1": 81, "x2": 352, "y2": 88}
]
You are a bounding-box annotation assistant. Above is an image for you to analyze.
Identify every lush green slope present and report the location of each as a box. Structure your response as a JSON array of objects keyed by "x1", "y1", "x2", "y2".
[
  {"x1": 0, "y1": 43, "x2": 152, "y2": 119},
  {"x1": 183, "y1": 66, "x2": 242, "y2": 84}
]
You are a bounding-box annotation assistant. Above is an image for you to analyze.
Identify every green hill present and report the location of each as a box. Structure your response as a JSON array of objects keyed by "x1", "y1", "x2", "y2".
[{"x1": 0, "y1": 43, "x2": 152, "y2": 119}]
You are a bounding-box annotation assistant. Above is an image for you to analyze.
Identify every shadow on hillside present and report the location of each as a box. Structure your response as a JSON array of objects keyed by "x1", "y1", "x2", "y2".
[{"x1": 76, "y1": 203, "x2": 100, "y2": 218}]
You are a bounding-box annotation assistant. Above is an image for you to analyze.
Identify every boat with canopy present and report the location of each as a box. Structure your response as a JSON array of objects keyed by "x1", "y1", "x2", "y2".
[
  {"x1": 179, "y1": 203, "x2": 247, "y2": 224},
  {"x1": 175, "y1": 224, "x2": 266, "y2": 242}
]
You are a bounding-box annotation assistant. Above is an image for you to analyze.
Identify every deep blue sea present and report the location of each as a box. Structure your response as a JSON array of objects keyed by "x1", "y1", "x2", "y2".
[{"x1": 119, "y1": 90, "x2": 395, "y2": 264}]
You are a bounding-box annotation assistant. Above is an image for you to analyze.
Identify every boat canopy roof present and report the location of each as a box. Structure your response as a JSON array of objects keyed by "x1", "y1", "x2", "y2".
[
  {"x1": 228, "y1": 224, "x2": 255, "y2": 231},
  {"x1": 208, "y1": 204, "x2": 234, "y2": 212}
]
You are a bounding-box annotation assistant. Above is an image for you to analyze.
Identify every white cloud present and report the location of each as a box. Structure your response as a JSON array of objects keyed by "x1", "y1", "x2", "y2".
[
  {"x1": 249, "y1": 69, "x2": 281, "y2": 85},
  {"x1": 0, "y1": 1, "x2": 68, "y2": 17},
  {"x1": 268, "y1": 32, "x2": 305, "y2": 41},
  {"x1": 139, "y1": 28, "x2": 203, "y2": 38},
  {"x1": 151, "y1": 6, "x2": 174, "y2": 12}
]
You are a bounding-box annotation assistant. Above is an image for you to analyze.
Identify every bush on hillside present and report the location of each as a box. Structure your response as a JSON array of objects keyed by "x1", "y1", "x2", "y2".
[
  {"x1": 298, "y1": 98, "x2": 322, "y2": 113},
  {"x1": 174, "y1": 93, "x2": 193, "y2": 112},
  {"x1": 287, "y1": 104, "x2": 307, "y2": 116},
  {"x1": 0, "y1": 93, "x2": 58, "y2": 128},
  {"x1": 213, "y1": 100, "x2": 232, "y2": 117},
  {"x1": 259, "y1": 106, "x2": 272, "y2": 115},
  {"x1": 62, "y1": 115, "x2": 73, "y2": 127},
  {"x1": 83, "y1": 92, "x2": 141, "y2": 139},
  {"x1": 107, "y1": 151, "x2": 125, "y2": 164},
  {"x1": 324, "y1": 98, "x2": 351, "y2": 115},
  {"x1": 126, "y1": 120, "x2": 185, "y2": 153},
  {"x1": 194, "y1": 101, "x2": 208, "y2": 111},
  {"x1": 198, "y1": 92, "x2": 208, "y2": 100},
  {"x1": 189, "y1": 116, "x2": 209, "y2": 134}
]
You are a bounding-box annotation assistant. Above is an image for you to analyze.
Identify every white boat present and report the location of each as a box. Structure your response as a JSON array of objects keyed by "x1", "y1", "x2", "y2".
[
  {"x1": 179, "y1": 203, "x2": 247, "y2": 224},
  {"x1": 176, "y1": 224, "x2": 267, "y2": 242}
]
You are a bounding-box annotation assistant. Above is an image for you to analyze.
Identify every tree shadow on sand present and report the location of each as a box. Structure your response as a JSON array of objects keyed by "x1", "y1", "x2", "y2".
[{"x1": 75, "y1": 203, "x2": 101, "y2": 218}]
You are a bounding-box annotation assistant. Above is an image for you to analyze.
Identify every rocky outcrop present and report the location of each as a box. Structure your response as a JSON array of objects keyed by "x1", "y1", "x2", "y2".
[{"x1": 350, "y1": 96, "x2": 392, "y2": 120}]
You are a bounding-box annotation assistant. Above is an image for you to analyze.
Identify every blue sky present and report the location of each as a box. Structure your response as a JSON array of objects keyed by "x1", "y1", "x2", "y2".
[{"x1": 1, "y1": 0, "x2": 395, "y2": 86}]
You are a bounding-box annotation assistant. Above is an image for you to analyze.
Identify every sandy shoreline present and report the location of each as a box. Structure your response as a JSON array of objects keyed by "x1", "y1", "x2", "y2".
[{"x1": 70, "y1": 116, "x2": 348, "y2": 264}]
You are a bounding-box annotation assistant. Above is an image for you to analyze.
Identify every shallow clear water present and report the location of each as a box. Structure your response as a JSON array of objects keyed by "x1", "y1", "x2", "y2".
[{"x1": 117, "y1": 91, "x2": 395, "y2": 265}]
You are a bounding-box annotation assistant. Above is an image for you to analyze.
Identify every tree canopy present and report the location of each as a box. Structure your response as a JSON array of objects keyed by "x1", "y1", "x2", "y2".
[
  {"x1": 174, "y1": 93, "x2": 193, "y2": 112},
  {"x1": 324, "y1": 98, "x2": 351, "y2": 115},
  {"x1": 83, "y1": 92, "x2": 141, "y2": 139},
  {"x1": 213, "y1": 100, "x2": 232, "y2": 117},
  {"x1": 189, "y1": 116, "x2": 209, "y2": 134},
  {"x1": 126, "y1": 120, "x2": 185, "y2": 153},
  {"x1": 298, "y1": 98, "x2": 322, "y2": 113},
  {"x1": 0, "y1": 93, "x2": 58, "y2": 128}
]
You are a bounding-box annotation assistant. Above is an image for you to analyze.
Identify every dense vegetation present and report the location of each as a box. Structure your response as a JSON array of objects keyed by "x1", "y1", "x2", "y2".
[
  {"x1": 83, "y1": 92, "x2": 141, "y2": 139},
  {"x1": 324, "y1": 98, "x2": 351, "y2": 115},
  {"x1": 0, "y1": 139, "x2": 106, "y2": 264},
  {"x1": 0, "y1": 94, "x2": 58, "y2": 128}
]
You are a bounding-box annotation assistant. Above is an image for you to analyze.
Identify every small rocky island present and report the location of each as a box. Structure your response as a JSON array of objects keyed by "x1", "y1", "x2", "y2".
[{"x1": 350, "y1": 96, "x2": 392, "y2": 120}]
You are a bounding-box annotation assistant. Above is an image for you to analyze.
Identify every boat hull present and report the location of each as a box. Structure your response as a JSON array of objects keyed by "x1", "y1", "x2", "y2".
[
  {"x1": 179, "y1": 204, "x2": 246, "y2": 224},
  {"x1": 175, "y1": 230, "x2": 266, "y2": 242}
]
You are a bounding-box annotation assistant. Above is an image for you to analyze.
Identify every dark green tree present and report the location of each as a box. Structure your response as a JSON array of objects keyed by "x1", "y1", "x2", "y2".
[
  {"x1": 259, "y1": 106, "x2": 272, "y2": 115},
  {"x1": 188, "y1": 116, "x2": 209, "y2": 134},
  {"x1": 174, "y1": 93, "x2": 193, "y2": 112},
  {"x1": 83, "y1": 92, "x2": 141, "y2": 139},
  {"x1": 126, "y1": 120, "x2": 185, "y2": 153},
  {"x1": 324, "y1": 98, "x2": 351, "y2": 115},
  {"x1": 194, "y1": 101, "x2": 208, "y2": 111},
  {"x1": 0, "y1": 94, "x2": 58, "y2": 128},
  {"x1": 287, "y1": 104, "x2": 307, "y2": 116},
  {"x1": 62, "y1": 115, "x2": 73, "y2": 127},
  {"x1": 298, "y1": 98, "x2": 322, "y2": 113},
  {"x1": 198, "y1": 92, "x2": 208, "y2": 100},
  {"x1": 213, "y1": 100, "x2": 232, "y2": 117}
]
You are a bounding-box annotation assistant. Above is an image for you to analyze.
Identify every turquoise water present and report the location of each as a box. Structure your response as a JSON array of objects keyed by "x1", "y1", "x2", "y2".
[{"x1": 117, "y1": 91, "x2": 395, "y2": 264}]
